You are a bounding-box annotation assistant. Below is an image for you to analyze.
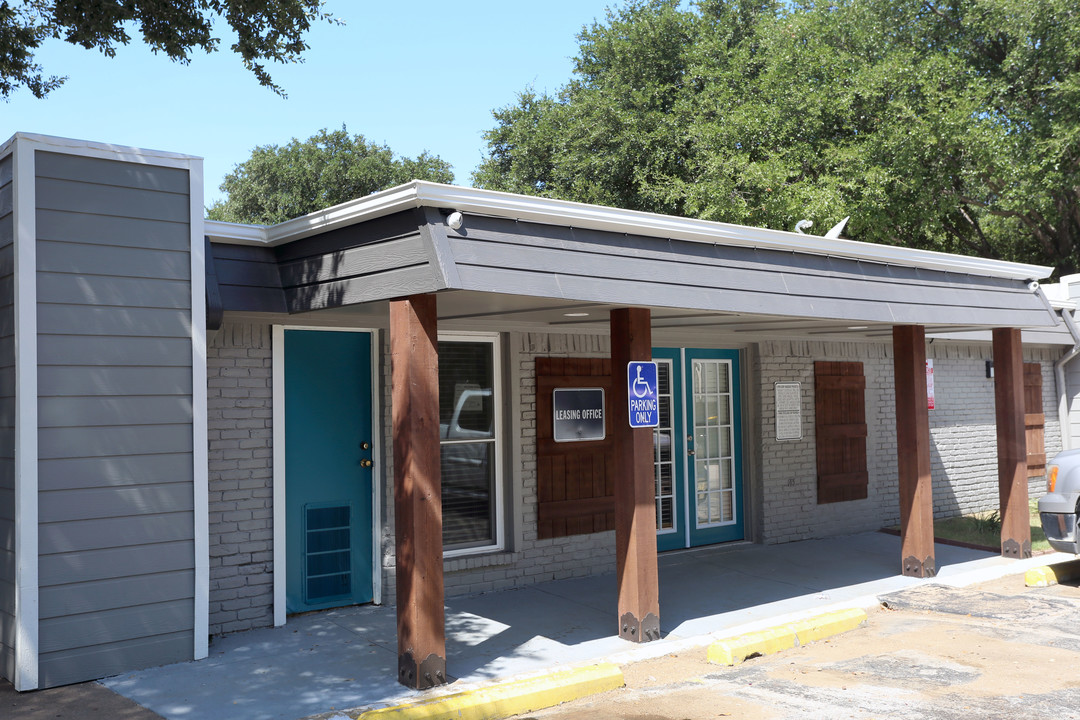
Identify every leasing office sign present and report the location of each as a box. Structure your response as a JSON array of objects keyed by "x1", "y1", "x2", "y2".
[{"x1": 553, "y1": 388, "x2": 606, "y2": 442}]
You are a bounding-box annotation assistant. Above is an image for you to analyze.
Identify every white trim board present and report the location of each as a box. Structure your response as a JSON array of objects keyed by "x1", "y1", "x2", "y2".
[
  {"x1": 4, "y1": 132, "x2": 201, "y2": 168},
  {"x1": 12, "y1": 136, "x2": 39, "y2": 691},
  {"x1": 188, "y1": 157, "x2": 209, "y2": 661}
]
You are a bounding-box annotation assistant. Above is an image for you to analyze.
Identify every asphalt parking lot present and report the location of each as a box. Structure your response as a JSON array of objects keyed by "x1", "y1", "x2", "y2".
[{"x1": 518, "y1": 571, "x2": 1080, "y2": 720}]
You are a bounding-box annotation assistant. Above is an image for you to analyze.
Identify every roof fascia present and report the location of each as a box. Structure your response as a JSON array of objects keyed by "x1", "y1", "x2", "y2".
[
  {"x1": 205, "y1": 180, "x2": 1054, "y2": 283},
  {"x1": 3, "y1": 132, "x2": 201, "y2": 167}
]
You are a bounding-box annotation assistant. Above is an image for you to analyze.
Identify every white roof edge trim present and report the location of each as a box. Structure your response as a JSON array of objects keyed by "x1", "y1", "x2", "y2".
[
  {"x1": 204, "y1": 219, "x2": 269, "y2": 244},
  {"x1": 206, "y1": 180, "x2": 1054, "y2": 282},
  {"x1": 4, "y1": 132, "x2": 202, "y2": 164}
]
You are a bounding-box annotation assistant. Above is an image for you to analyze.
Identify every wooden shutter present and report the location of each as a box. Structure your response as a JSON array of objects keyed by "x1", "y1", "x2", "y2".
[
  {"x1": 536, "y1": 358, "x2": 615, "y2": 539},
  {"x1": 815, "y1": 361, "x2": 868, "y2": 504},
  {"x1": 1024, "y1": 362, "x2": 1046, "y2": 477}
]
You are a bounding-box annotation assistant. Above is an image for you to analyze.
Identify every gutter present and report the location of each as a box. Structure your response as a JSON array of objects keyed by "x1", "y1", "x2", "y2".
[{"x1": 1056, "y1": 307, "x2": 1080, "y2": 450}]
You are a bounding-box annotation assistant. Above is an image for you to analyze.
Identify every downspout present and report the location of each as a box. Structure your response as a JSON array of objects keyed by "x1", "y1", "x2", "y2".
[{"x1": 1055, "y1": 307, "x2": 1080, "y2": 451}]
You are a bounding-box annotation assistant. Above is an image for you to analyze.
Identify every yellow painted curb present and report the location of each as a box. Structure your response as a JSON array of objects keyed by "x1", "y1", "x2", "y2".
[
  {"x1": 1026, "y1": 560, "x2": 1080, "y2": 588},
  {"x1": 353, "y1": 663, "x2": 624, "y2": 720},
  {"x1": 789, "y1": 608, "x2": 867, "y2": 645},
  {"x1": 706, "y1": 625, "x2": 797, "y2": 666},
  {"x1": 707, "y1": 608, "x2": 868, "y2": 666}
]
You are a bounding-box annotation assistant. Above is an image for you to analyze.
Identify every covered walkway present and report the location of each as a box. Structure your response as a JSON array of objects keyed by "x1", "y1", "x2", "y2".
[{"x1": 101, "y1": 533, "x2": 1050, "y2": 720}]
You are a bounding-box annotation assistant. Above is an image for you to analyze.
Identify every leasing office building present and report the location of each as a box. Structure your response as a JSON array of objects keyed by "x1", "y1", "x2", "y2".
[{"x1": 0, "y1": 133, "x2": 1073, "y2": 690}]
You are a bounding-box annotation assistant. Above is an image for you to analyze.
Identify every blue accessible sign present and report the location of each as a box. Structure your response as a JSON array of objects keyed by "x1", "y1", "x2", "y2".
[{"x1": 627, "y1": 361, "x2": 659, "y2": 428}]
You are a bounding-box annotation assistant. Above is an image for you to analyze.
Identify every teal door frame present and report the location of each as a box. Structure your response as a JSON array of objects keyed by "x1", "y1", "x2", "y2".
[
  {"x1": 272, "y1": 326, "x2": 382, "y2": 622},
  {"x1": 653, "y1": 347, "x2": 744, "y2": 550}
]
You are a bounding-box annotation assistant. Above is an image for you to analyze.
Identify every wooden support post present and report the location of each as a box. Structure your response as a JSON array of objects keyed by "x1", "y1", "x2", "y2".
[
  {"x1": 390, "y1": 294, "x2": 447, "y2": 689},
  {"x1": 610, "y1": 307, "x2": 660, "y2": 643},
  {"x1": 993, "y1": 327, "x2": 1032, "y2": 559},
  {"x1": 893, "y1": 326, "x2": 935, "y2": 577}
]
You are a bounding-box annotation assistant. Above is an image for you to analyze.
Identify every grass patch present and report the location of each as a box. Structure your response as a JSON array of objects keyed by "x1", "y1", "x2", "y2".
[{"x1": 891, "y1": 500, "x2": 1051, "y2": 553}]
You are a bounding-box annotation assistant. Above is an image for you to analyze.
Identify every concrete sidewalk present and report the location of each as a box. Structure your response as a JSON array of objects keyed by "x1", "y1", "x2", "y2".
[{"x1": 98, "y1": 533, "x2": 1068, "y2": 720}]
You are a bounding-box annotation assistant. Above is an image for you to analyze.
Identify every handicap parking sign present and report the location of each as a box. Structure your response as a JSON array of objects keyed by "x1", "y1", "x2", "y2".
[{"x1": 627, "y1": 361, "x2": 659, "y2": 428}]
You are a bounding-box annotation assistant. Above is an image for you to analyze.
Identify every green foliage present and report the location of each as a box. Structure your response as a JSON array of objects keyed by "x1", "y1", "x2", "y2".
[
  {"x1": 474, "y1": 0, "x2": 1080, "y2": 274},
  {"x1": 0, "y1": 0, "x2": 335, "y2": 99},
  {"x1": 207, "y1": 127, "x2": 454, "y2": 225},
  {"x1": 926, "y1": 501, "x2": 1049, "y2": 554}
]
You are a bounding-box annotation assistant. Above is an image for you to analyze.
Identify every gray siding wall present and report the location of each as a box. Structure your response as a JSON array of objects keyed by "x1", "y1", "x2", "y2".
[
  {"x1": 0, "y1": 153, "x2": 14, "y2": 684},
  {"x1": 442, "y1": 215, "x2": 1055, "y2": 329},
  {"x1": 207, "y1": 210, "x2": 445, "y2": 315},
  {"x1": 1067, "y1": 337, "x2": 1080, "y2": 450},
  {"x1": 276, "y1": 210, "x2": 441, "y2": 313},
  {"x1": 34, "y1": 151, "x2": 194, "y2": 687}
]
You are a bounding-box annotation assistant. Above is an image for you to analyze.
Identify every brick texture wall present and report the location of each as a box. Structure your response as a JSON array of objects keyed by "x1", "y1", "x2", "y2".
[
  {"x1": 379, "y1": 331, "x2": 619, "y2": 601},
  {"x1": 202, "y1": 322, "x2": 1064, "y2": 623},
  {"x1": 756, "y1": 339, "x2": 1061, "y2": 544},
  {"x1": 207, "y1": 322, "x2": 274, "y2": 635}
]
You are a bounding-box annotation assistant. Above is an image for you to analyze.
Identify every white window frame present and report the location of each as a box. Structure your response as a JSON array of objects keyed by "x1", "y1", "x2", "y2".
[{"x1": 438, "y1": 331, "x2": 505, "y2": 557}]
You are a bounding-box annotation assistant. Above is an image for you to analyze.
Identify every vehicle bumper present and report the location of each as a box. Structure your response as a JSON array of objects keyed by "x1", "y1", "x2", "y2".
[{"x1": 1040, "y1": 509, "x2": 1080, "y2": 555}]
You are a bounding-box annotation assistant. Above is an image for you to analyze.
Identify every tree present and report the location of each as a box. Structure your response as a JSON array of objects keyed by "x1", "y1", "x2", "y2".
[
  {"x1": 474, "y1": 0, "x2": 1080, "y2": 275},
  {"x1": 1, "y1": 0, "x2": 334, "y2": 99},
  {"x1": 207, "y1": 128, "x2": 454, "y2": 225}
]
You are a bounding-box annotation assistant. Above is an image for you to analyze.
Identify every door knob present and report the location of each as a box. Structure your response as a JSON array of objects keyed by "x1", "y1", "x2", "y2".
[{"x1": 360, "y1": 459, "x2": 373, "y2": 468}]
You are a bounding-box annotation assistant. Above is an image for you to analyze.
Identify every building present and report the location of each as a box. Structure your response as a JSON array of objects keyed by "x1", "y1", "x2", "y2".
[{"x1": 1, "y1": 133, "x2": 1074, "y2": 690}]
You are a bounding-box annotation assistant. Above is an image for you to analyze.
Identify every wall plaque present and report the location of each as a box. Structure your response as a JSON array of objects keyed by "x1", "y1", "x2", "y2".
[
  {"x1": 553, "y1": 388, "x2": 606, "y2": 442},
  {"x1": 775, "y1": 382, "x2": 803, "y2": 440}
]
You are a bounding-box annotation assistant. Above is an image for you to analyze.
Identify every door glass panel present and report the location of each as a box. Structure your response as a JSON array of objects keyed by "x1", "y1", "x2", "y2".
[
  {"x1": 691, "y1": 359, "x2": 736, "y2": 528},
  {"x1": 706, "y1": 427, "x2": 720, "y2": 456},
  {"x1": 653, "y1": 360, "x2": 675, "y2": 532},
  {"x1": 705, "y1": 396, "x2": 719, "y2": 426},
  {"x1": 717, "y1": 399, "x2": 731, "y2": 424}
]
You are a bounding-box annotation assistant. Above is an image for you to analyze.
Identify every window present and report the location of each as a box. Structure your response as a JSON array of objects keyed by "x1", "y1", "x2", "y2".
[{"x1": 439, "y1": 336, "x2": 502, "y2": 553}]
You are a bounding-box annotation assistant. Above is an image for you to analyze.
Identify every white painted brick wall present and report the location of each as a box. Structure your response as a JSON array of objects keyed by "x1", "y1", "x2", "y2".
[
  {"x1": 756, "y1": 340, "x2": 1061, "y2": 544},
  {"x1": 207, "y1": 322, "x2": 274, "y2": 635},
  {"x1": 205, "y1": 322, "x2": 1063, "y2": 625}
]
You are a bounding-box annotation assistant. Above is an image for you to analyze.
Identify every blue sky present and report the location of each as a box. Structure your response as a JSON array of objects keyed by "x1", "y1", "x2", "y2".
[{"x1": 5, "y1": 1, "x2": 618, "y2": 207}]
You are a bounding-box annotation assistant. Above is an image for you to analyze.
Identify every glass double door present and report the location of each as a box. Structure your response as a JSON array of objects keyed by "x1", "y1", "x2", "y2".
[{"x1": 653, "y1": 348, "x2": 743, "y2": 551}]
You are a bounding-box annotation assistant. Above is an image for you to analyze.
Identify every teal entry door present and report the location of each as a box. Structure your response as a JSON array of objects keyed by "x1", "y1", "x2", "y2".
[
  {"x1": 285, "y1": 329, "x2": 375, "y2": 613},
  {"x1": 653, "y1": 348, "x2": 744, "y2": 551}
]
